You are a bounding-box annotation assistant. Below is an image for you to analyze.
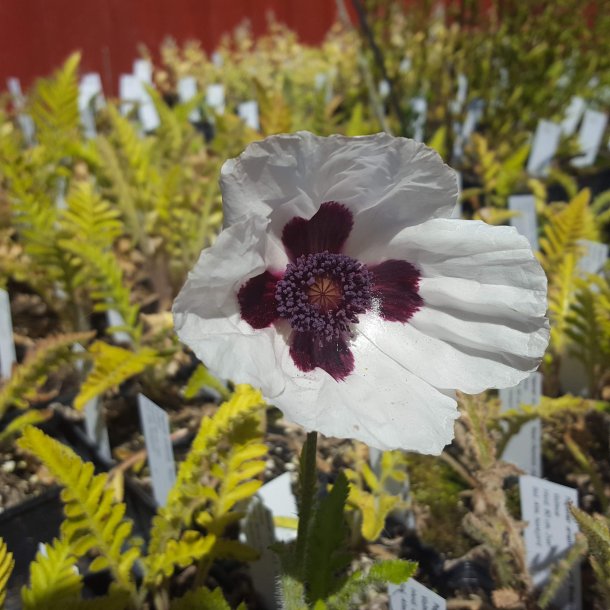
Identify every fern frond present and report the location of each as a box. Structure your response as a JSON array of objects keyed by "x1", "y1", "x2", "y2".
[
  {"x1": 539, "y1": 188, "x2": 598, "y2": 277},
  {"x1": 169, "y1": 586, "x2": 235, "y2": 610},
  {"x1": 184, "y1": 363, "x2": 230, "y2": 401},
  {"x1": 566, "y1": 275, "x2": 610, "y2": 397},
  {"x1": 18, "y1": 427, "x2": 139, "y2": 596},
  {"x1": 60, "y1": 182, "x2": 123, "y2": 251},
  {"x1": 0, "y1": 538, "x2": 14, "y2": 608},
  {"x1": 0, "y1": 331, "x2": 94, "y2": 418},
  {"x1": 0, "y1": 408, "x2": 53, "y2": 444},
  {"x1": 73, "y1": 342, "x2": 159, "y2": 410},
  {"x1": 326, "y1": 559, "x2": 417, "y2": 610},
  {"x1": 21, "y1": 538, "x2": 82, "y2": 610},
  {"x1": 30, "y1": 53, "x2": 81, "y2": 153},
  {"x1": 144, "y1": 385, "x2": 266, "y2": 585}
]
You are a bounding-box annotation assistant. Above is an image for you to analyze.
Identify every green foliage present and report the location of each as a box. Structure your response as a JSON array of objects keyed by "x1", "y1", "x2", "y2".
[
  {"x1": 0, "y1": 538, "x2": 13, "y2": 608},
  {"x1": 169, "y1": 587, "x2": 244, "y2": 610},
  {"x1": 305, "y1": 472, "x2": 351, "y2": 602},
  {"x1": 144, "y1": 385, "x2": 267, "y2": 587},
  {"x1": 73, "y1": 342, "x2": 159, "y2": 410},
  {"x1": 29, "y1": 52, "x2": 81, "y2": 156},
  {"x1": 570, "y1": 508, "x2": 610, "y2": 606},
  {"x1": 184, "y1": 363, "x2": 230, "y2": 401},
  {"x1": 0, "y1": 331, "x2": 94, "y2": 418},
  {"x1": 566, "y1": 275, "x2": 610, "y2": 398},
  {"x1": 345, "y1": 450, "x2": 410, "y2": 542},
  {"x1": 0, "y1": 407, "x2": 52, "y2": 444},
  {"x1": 18, "y1": 427, "x2": 140, "y2": 597},
  {"x1": 21, "y1": 538, "x2": 83, "y2": 610}
]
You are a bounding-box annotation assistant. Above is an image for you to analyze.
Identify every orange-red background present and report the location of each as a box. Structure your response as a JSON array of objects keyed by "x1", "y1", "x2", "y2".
[{"x1": 0, "y1": 0, "x2": 349, "y2": 94}]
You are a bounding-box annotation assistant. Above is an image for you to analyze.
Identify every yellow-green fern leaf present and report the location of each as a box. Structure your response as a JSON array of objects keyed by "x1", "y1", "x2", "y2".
[
  {"x1": 30, "y1": 53, "x2": 81, "y2": 153},
  {"x1": 21, "y1": 538, "x2": 82, "y2": 610},
  {"x1": 144, "y1": 531, "x2": 216, "y2": 586},
  {"x1": 170, "y1": 586, "x2": 236, "y2": 610},
  {"x1": 0, "y1": 538, "x2": 14, "y2": 608},
  {"x1": 18, "y1": 427, "x2": 139, "y2": 596},
  {"x1": 0, "y1": 331, "x2": 94, "y2": 418},
  {"x1": 74, "y1": 342, "x2": 158, "y2": 410}
]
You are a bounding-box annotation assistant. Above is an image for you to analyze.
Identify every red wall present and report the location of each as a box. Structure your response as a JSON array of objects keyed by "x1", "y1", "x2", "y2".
[{"x1": 0, "y1": 0, "x2": 346, "y2": 95}]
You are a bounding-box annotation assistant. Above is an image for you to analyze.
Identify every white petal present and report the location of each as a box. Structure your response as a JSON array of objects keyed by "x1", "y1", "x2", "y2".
[
  {"x1": 220, "y1": 132, "x2": 458, "y2": 244},
  {"x1": 172, "y1": 216, "x2": 289, "y2": 397},
  {"x1": 358, "y1": 219, "x2": 549, "y2": 393},
  {"x1": 272, "y1": 331, "x2": 458, "y2": 454}
]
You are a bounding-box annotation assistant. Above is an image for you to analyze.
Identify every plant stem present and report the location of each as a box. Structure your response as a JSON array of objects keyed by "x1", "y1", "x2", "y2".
[{"x1": 295, "y1": 431, "x2": 318, "y2": 578}]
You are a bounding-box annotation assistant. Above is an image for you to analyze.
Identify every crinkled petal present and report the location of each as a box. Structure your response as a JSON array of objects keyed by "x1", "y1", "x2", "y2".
[
  {"x1": 290, "y1": 331, "x2": 354, "y2": 380},
  {"x1": 173, "y1": 216, "x2": 289, "y2": 397},
  {"x1": 358, "y1": 219, "x2": 549, "y2": 393},
  {"x1": 274, "y1": 331, "x2": 458, "y2": 454},
  {"x1": 221, "y1": 133, "x2": 458, "y2": 249}
]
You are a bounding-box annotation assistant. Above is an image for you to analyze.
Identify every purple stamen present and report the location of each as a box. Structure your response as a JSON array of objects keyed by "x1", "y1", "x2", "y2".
[{"x1": 275, "y1": 251, "x2": 372, "y2": 343}]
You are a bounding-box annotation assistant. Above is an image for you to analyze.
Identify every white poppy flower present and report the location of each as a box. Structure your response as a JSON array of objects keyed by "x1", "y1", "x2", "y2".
[{"x1": 173, "y1": 132, "x2": 549, "y2": 454}]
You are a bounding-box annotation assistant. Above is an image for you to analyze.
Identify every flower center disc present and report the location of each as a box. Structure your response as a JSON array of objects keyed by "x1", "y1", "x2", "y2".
[
  {"x1": 307, "y1": 277, "x2": 342, "y2": 311},
  {"x1": 275, "y1": 251, "x2": 373, "y2": 342}
]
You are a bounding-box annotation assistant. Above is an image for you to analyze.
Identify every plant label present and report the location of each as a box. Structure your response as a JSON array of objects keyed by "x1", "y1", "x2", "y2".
[
  {"x1": 106, "y1": 309, "x2": 132, "y2": 345},
  {"x1": 378, "y1": 79, "x2": 391, "y2": 99},
  {"x1": 527, "y1": 120, "x2": 561, "y2": 177},
  {"x1": 571, "y1": 109, "x2": 608, "y2": 168},
  {"x1": 411, "y1": 97, "x2": 427, "y2": 142},
  {"x1": 243, "y1": 497, "x2": 281, "y2": 610},
  {"x1": 388, "y1": 579, "x2": 446, "y2": 610},
  {"x1": 79, "y1": 73, "x2": 104, "y2": 138},
  {"x1": 519, "y1": 476, "x2": 581, "y2": 610},
  {"x1": 133, "y1": 59, "x2": 153, "y2": 84},
  {"x1": 562, "y1": 97, "x2": 586, "y2": 136},
  {"x1": 6, "y1": 77, "x2": 35, "y2": 144},
  {"x1": 508, "y1": 195, "x2": 539, "y2": 250},
  {"x1": 137, "y1": 395, "x2": 176, "y2": 506},
  {"x1": 499, "y1": 372, "x2": 543, "y2": 477},
  {"x1": 73, "y1": 343, "x2": 111, "y2": 460},
  {"x1": 462, "y1": 99, "x2": 484, "y2": 140},
  {"x1": 238, "y1": 100, "x2": 260, "y2": 131},
  {"x1": 577, "y1": 239, "x2": 608, "y2": 275},
  {"x1": 119, "y1": 74, "x2": 142, "y2": 115},
  {"x1": 139, "y1": 101, "x2": 160, "y2": 132},
  {"x1": 0, "y1": 289, "x2": 16, "y2": 380},
  {"x1": 257, "y1": 472, "x2": 298, "y2": 542},
  {"x1": 177, "y1": 77, "x2": 201, "y2": 122},
  {"x1": 206, "y1": 84, "x2": 225, "y2": 114}
]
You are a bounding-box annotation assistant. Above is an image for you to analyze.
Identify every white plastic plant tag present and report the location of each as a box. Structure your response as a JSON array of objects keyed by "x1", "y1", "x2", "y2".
[
  {"x1": 314, "y1": 73, "x2": 327, "y2": 90},
  {"x1": 243, "y1": 497, "x2": 281, "y2": 610},
  {"x1": 137, "y1": 395, "x2": 176, "y2": 506},
  {"x1": 139, "y1": 101, "x2": 160, "y2": 132},
  {"x1": 78, "y1": 73, "x2": 104, "y2": 138},
  {"x1": 133, "y1": 59, "x2": 153, "y2": 84},
  {"x1": 119, "y1": 74, "x2": 142, "y2": 115},
  {"x1": 257, "y1": 472, "x2": 298, "y2": 542},
  {"x1": 450, "y1": 74, "x2": 468, "y2": 114},
  {"x1": 462, "y1": 99, "x2": 484, "y2": 140},
  {"x1": 73, "y1": 344, "x2": 111, "y2": 460},
  {"x1": 399, "y1": 57, "x2": 412, "y2": 73},
  {"x1": 499, "y1": 372, "x2": 543, "y2": 477},
  {"x1": 237, "y1": 100, "x2": 260, "y2": 131},
  {"x1": 84, "y1": 395, "x2": 112, "y2": 462},
  {"x1": 55, "y1": 177, "x2": 67, "y2": 211},
  {"x1": 577, "y1": 239, "x2": 608, "y2": 275},
  {"x1": 388, "y1": 579, "x2": 446, "y2": 610},
  {"x1": 0, "y1": 289, "x2": 16, "y2": 380},
  {"x1": 527, "y1": 120, "x2": 561, "y2": 177},
  {"x1": 519, "y1": 476, "x2": 581, "y2": 610},
  {"x1": 562, "y1": 96, "x2": 586, "y2": 136},
  {"x1": 206, "y1": 84, "x2": 225, "y2": 114},
  {"x1": 106, "y1": 309, "x2": 132, "y2": 345},
  {"x1": 7, "y1": 77, "x2": 35, "y2": 145},
  {"x1": 378, "y1": 79, "x2": 391, "y2": 99},
  {"x1": 508, "y1": 195, "x2": 539, "y2": 250},
  {"x1": 571, "y1": 109, "x2": 608, "y2": 168},
  {"x1": 177, "y1": 77, "x2": 201, "y2": 122},
  {"x1": 411, "y1": 97, "x2": 427, "y2": 142}
]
